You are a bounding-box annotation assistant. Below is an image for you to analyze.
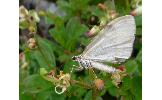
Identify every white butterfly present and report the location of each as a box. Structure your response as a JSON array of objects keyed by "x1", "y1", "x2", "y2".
[{"x1": 72, "y1": 15, "x2": 136, "y2": 73}]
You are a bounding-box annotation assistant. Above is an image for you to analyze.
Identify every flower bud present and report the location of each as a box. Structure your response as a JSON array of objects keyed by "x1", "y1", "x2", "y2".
[
  {"x1": 130, "y1": 6, "x2": 142, "y2": 16},
  {"x1": 27, "y1": 38, "x2": 36, "y2": 49},
  {"x1": 97, "y1": 3, "x2": 107, "y2": 11},
  {"x1": 85, "y1": 26, "x2": 100, "y2": 37},
  {"x1": 39, "y1": 11, "x2": 46, "y2": 16},
  {"x1": 117, "y1": 65, "x2": 126, "y2": 72},
  {"x1": 109, "y1": 10, "x2": 118, "y2": 19},
  {"x1": 29, "y1": 11, "x2": 40, "y2": 22},
  {"x1": 19, "y1": 6, "x2": 28, "y2": 18},
  {"x1": 94, "y1": 79, "x2": 104, "y2": 90},
  {"x1": 28, "y1": 26, "x2": 36, "y2": 34}
]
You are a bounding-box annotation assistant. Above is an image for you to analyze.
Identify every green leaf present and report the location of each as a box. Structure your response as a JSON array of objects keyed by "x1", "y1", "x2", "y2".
[
  {"x1": 19, "y1": 93, "x2": 34, "y2": 100},
  {"x1": 36, "y1": 89, "x2": 66, "y2": 100},
  {"x1": 89, "y1": 6, "x2": 105, "y2": 18},
  {"x1": 130, "y1": 76, "x2": 142, "y2": 100},
  {"x1": 40, "y1": 68, "x2": 48, "y2": 76},
  {"x1": 19, "y1": 20, "x2": 29, "y2": 29},
  {"x1": 125, "y1": 60, "x2": 138, "y2": 74},
  {"x1": 121, "y1": 77, "x2": 131, "y2": 91},
  {"x1": 136, "y1": 27, "x2": 142, "y2": 36},
  {"x1": 135, "y1": 16, "x2": 142, "y2": 27},
  {"x1": 32, "y1": 50, "x2": 48, "y2": 68},
  {"x1": 49, "y1": 26, "x2": 66, "y2": 47},
  {"x1": 22, "y1": 74, "x2": 52, "y2": 94},
  {"x1": 65, "y1": 17, "x2": 88, "y2": 51},
  {"x1": 84, "y1": 90, "x2": 92, "y2": 100},
  {"x1": 115, "y1": 0, "x2": 131, "y2": 15},
  {"x1": 108, "y1": 86, "x2": 118, "y2": 97},
  {"x1": 136, "y1": 49, "x2": 142, "y2": 64},
  {"x1": 63, "y1": 60, "x2": 78, "y2": 73},
  {"x1": 36, "y1": 36, "x2": 56, "y2": 68},
  {"x1": 136, "y1": 49, "x2": 142, "y2": 76}
]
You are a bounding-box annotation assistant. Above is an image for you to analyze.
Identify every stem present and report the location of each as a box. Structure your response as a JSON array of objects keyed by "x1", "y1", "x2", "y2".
[
  {"x1": 70, "y1": 80, "x2": 92, "y2": 89},
  {"x1": 92, "y1": 87, "x2": 98, "y2": 100}
]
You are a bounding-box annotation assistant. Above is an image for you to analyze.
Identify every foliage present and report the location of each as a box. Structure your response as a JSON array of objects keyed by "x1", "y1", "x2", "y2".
[{"x1": 19, "y1": 0, "x2": 142, "y2": 100}]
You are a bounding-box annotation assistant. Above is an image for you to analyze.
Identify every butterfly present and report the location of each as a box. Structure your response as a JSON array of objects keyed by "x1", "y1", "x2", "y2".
[{"x1": 72, "y1": 15, "x2": 136, "y2": 73}]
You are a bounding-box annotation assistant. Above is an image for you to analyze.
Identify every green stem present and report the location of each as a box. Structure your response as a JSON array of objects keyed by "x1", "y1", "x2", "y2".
[
  {"x1": 70, "y1": 80, "x2": 92, "y2": 89},
  {"x1": 92, "y1": 87, "x2": 98, "y2": 100}
]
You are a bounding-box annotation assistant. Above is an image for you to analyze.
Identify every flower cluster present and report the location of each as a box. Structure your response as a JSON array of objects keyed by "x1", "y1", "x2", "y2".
[
  {"x1": 111, "y1": 65, "x2": 127, "y2": 87},
  {"x1": 40, "y1": 68, "x2": 71, "y2": 94},
  {"x1": 19, "y1": 6, "x2": 40, "y2": 49}
]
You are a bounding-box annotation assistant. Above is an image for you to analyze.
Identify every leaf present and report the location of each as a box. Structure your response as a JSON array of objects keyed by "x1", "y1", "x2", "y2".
[
  {"x1": 136, "y1": 49, "x2": 142, "y2": 64},
  {"x1": 19, "y1": 20, "x2": 29, "y2": 29},
  {"x1": 108, "y1": 86, "x2": 118, "y2": 97},
  {"x1": 36, "y1": 89, "x2": 66, "y2": 100},
  {"x1": 130, "y1": 76, "x2": 142, "y2": 100},
  {"x1": 63, "y1": 60, "x2": 78, "y2": 73},
  {"x1": 114, "y1": 0, "x2": 131, "y2": 15},
  {"x1": 22, "y1": 74, "x2": 52, "y2": 94},
  {"x1": 65, "y1": 17, "x2": 88, "y2": 51},
  {"x1": 89, "y1": 6, "x2": 105, "y2": 18},
  {"x1": 125, "y1": 60, "x2": 138, "y2": 74},
  {"x1": 136, "y1": 27, "x2": 142, "y2": 36},
  {"x1": 136, "y1": 49, "x2": 142, "y2": 76},
  {"x1": 19, "y1": 93, "x2": 34, "y2": 100},
  {"x1": 32, "y1": 50, "x2": 48, "y2": 68},
  {"x1": 84, "y1": 90, "x2": 92, "y2": 100},
  {"x1": 49, "y1": 26, "x2": 66, "y2": 47},
  {"x1": 36, "y1": 36, "x2": 56, "y2": 68},
  {"x1": 135, "y1": 16, "x2": 142, "y2": 27},
  {"x1": 121, "y1": 77, "x2": 131, "y2": 91}
]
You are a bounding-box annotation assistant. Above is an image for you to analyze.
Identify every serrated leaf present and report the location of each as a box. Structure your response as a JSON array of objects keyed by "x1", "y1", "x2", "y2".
[
  {"x1": 32, "y1": 50, "x2": 48, "y2": 68},
  {"x1": 130, "y1": 76, "x2": 142, "y2": 100},
  {"x1": 136, "y1": 49, "x2": 142, "y2": 64},
  {"x1": 22, "y1": 74, "x2": 52, "y2": 94},
  {"x1": 125, "y1": 60, "x2": 138, "y2": 74},
  {"x1": 36, "y1": 89, "x2": 66, "y2": 100},
  {"x1": 108, "y1": 86, "x2": 118, "y2": 97},
  {"x1": 65, "y1": 17, "x2": 88, "y2": 51},
  {"x1": 121, "y1": 77, "x2": 131, "y2": 91},
  {"x1": 49, "y1": 26, "x2": 66, "y2": 47},
  {"x1": 84, "y1": 90, "x2": 92, "y2": 100},
  {"x1": 63, "y1": 60, "x2": 78, "y2": 73},
  {"x1": 36, "y1": 37, "x2": 56, "y2": 68}
]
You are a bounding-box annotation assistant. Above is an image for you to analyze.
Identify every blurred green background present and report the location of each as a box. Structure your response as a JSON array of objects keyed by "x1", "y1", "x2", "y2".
[{"x1": 19, "y1": 0, "x2": 142, "y2": 100}]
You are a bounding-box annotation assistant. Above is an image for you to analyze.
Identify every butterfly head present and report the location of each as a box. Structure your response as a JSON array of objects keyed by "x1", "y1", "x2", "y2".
[{"x1": 72, "y1": 56, "x2": 81, "y2": 61}]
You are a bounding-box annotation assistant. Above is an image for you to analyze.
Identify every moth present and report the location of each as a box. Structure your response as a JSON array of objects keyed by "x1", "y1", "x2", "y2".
[{"x1": 72, "y1": 15, "x2": 136, "y2": 73}]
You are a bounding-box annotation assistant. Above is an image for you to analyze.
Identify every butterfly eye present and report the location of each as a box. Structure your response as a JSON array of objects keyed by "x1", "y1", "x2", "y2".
[{"x1": 72, "y1": 56, "x2": 76, "y2": 60}]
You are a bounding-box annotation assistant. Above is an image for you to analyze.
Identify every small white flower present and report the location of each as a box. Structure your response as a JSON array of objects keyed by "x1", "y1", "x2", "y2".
[{"x1": 19, "y1": 6, "x2": 28, "y2": 19}]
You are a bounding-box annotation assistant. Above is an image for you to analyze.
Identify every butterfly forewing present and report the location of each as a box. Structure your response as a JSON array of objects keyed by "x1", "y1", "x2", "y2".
[{"x1": 81, "y1": 15, "x2": 136, "y2": 63}]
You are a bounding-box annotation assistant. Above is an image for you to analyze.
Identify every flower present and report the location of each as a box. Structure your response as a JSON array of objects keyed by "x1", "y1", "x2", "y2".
[
  {"x1": 111, "y1": 72, "x2": 121, "y2": 87},
  {"x1": 130, "y1": 6, "x2": 142, "y2": 16},
  {"x1": 19, "y1": 6, "x2": 28, "y2": 19},
  {"x1": 94, "y1": 79, "x2": 104, "y2": 90},
  {"x1": 85, "y1": 26, "x2": 100, "y2": 37},
  {"x1": 19, "y1": 5, "x2": 40, "y2": 31},
  {"x1": 54, "y1": 71, "x2": 71, "y2": 94},
  {"x1": 111, "y1": 66, "x2": 127, "y2": 87},
  {"x1": 97, "y1": 3, "x2": 107, "y2": 11},
  {"x1": 27, "y1": 38, "x2": 36, "y2": 49}
]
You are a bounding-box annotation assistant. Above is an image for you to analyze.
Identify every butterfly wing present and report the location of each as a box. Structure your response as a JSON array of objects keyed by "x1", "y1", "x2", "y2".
[{"x1": 81, "y1": 15, "x2": 136, "y2": 63}]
